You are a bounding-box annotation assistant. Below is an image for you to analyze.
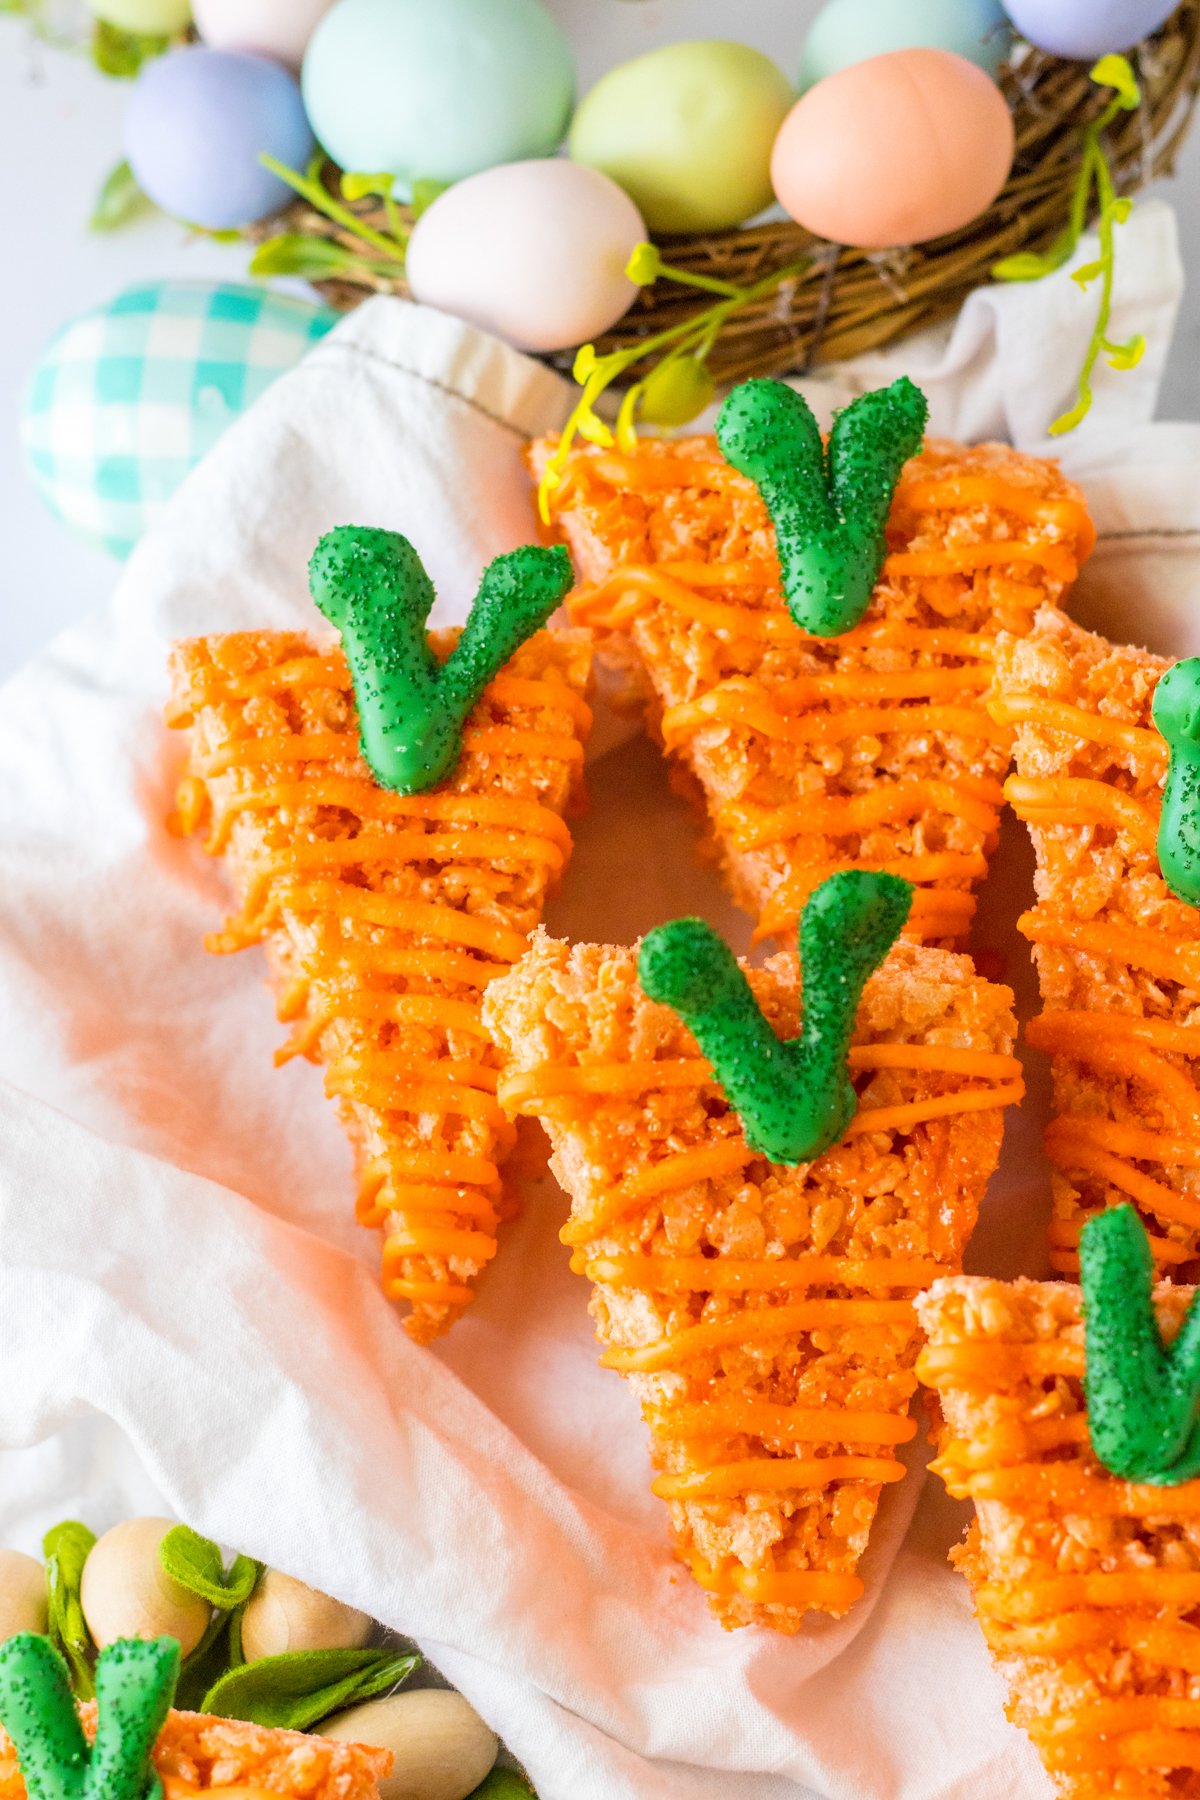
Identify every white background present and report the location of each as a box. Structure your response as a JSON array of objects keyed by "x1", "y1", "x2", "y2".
[{"x1": 2, "y1": 0, "x2": 1199, "y2": 683}]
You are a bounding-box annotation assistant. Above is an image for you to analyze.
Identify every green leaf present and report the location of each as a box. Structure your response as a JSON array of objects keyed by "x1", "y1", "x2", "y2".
[
  {"x1": 90, "y1": 20, "x2": 168, "y2": 77},
  {"x1": 1071, "y1": 258, "x2": 1106, "y2": 288},
  {"x1": 42, "y1": 1520, "x2": 96, "y2": 1700},
  {"x1": 159, "y1": 1526, "x2": 259, "y2": 1611},
  {"x1": 992, "y1": 222, "x2": 1080, "y2": 283},
  {"x1": 467, "y1": 1774, "x2": 537, "y2": 1799},
  {"x1": 202, "y1": 1647, "x2": 420, "y2": 1732},
  {"x1": 410, "y1": 178, "x2": 450, "y2": 218},
  {"x1": 1091, "y1": 53, "x2": 1141, "y2": 110},
  {"x1": 625, "y1": 241, "x2": 663, "y2": 286},
  {"x1": 249, "y1": 235, "x2": 366, "y2": 281},
  {"x1": 340, "y1": 171, "x2": 394, "y2": 202},
  {"x1": 90, "y1": 159, "x2": 153, "y2": 232},
  {"x1": 1104, "y1": 332, "x2": 1146, "y2": 371}
]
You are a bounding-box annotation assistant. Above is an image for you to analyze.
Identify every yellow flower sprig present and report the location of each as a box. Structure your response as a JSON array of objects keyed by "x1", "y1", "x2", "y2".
[
  {"x1": 537, "y1": 244, "x2": 809, "y2": 524},
  {"x1": 993, "y1": 55, "x2": 1145, "y2": 435}
]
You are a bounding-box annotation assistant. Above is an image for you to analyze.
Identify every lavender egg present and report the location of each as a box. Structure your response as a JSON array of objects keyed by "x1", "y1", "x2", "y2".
[
  {"x1": 125, "y1": 47, "x2": 315, "y2": 230},
  {"x1": 1000, "y1": 0, "x2": 1177, "y2": 57}
]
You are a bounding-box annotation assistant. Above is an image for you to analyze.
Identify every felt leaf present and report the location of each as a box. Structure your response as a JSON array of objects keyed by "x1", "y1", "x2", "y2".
[
  {"x1": 467, "y1": 1774, "x2": 537, "y2": 1799},
  {"x1": 715, "y1": 377, "x2": 929, "y2": 637},
  {"x1": 309, "y1": 529, "x2": 573, "y2": 795},
  {"x1": 639, "y1": 870, "x2": 912, "y2": 1164},
  {"x1": 43, "y1": 1521, "x2": 96, "y2": 1700},
  {"x1": 202, "y1": 1648, "x2": 419, "y2": 1732},
  {"x1": 159, "y1": 1526, "x2": 259, "y2": 1611},
  {"x1": 0, "y1": 1633, "x2": 178, "y2": 1800},
  {"x1": 1081, "y1": 1204, "x2": 1200, "y2": 1481}
]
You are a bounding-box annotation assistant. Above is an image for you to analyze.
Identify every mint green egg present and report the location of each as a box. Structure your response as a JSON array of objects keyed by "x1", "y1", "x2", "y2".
[
  {"x1": 569, "y1": 39, "x2": 794, "y2": 234},
  {"x1": 799, "y1": 0, "x2": 1010, "y2": 86}
]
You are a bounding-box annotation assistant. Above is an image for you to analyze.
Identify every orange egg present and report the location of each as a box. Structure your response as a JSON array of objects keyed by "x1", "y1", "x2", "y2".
[{"x1": 770, "y1": 48, "x2": 1014, "y2": 249}]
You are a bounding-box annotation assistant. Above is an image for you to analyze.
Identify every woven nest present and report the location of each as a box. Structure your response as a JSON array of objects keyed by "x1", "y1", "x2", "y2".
[{"x1": 261, "y1": 0, "x2": 1200, "y2": 383}]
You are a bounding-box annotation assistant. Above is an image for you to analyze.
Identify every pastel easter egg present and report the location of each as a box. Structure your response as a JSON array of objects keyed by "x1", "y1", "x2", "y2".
[
  {"x1": 20, "y1": 283, "x2": 337, "y2": 556},
  {"x1": 799, "y1": 0, "x2": 1010, "y2": 86},
  {"x1": 569, "y1": 40, "x2": 793, "y2": 233},
  {"x1": 85, "y1": 0, "x2": 192, "y2": 32},
  {"x1": 772, "y1": 49, "x2": 1015, "y2": 248},
  {"x1": 406, "y1": 161, "x2": 644, "y2": 353},
  {"x1": 1000, "y1": 0, "x2": 1177, "y2": 58},
  {"x1": 125, "y1": 46, "x2": 315, "y2": 230},
  {"x1": 192, "y1": 0, "x2": 336, "y2": 68},
  {"x1": 302, "y1": 0, "x2": 574, "y2": 197}
]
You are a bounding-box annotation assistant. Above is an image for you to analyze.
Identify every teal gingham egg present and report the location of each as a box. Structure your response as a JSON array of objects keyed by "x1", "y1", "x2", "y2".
[{"x1": 20, "y1": 281, "x2": 338, "y2": 558}]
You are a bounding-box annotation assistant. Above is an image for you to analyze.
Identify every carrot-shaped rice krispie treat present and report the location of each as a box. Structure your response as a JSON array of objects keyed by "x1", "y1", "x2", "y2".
[
  {"x1": 918, "y1": 1204, "x2": 1200, "y2": 1798},
  {"x1": 533, "y1": 376, "x2": 1093, "y2": 948},
  {"x1": 484, "y1": 872, "x2": 1022, "y2": 1630},
  {"x1": 990, "y1": 609, "x2": 1200, "y2": 1280},
  {"x1": 0, "y1": 1634, "x2": 389, "y2": 1800},
  {"x1": 168, "y1": 527, "x2": 591, "y2": 1342}
]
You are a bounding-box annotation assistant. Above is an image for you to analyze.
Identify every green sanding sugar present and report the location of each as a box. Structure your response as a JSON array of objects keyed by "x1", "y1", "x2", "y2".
[
  {"x1": 1081, "y1": 1204, "x2": 1200, "y2": 1483},
  {"x1": 1152, "y1": 656, "x2": 1200, "y2": 907},
  {"x1": 309, "y1": 527, "x2": 573, "y2": 796},
  {"x1": 0, "y1": 1633, "x2": 178, "y2": 1800},
  {"x1": 715, "y1": 376, "x2": 928, "y2": 638},
  {"x1": 638, "y1": 870, "x2": 912, "y2": 1164}
]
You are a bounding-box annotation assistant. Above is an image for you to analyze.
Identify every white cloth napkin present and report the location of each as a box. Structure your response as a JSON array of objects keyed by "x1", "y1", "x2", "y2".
[{"x1": 1, "y1": 197, "x2": 1198, "y2": 1800}]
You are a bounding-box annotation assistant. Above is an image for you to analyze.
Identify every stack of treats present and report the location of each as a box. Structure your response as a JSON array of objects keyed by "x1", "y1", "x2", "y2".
[{"x1": 164, "y1": 371, "x2": 1200, "y2": 1796}]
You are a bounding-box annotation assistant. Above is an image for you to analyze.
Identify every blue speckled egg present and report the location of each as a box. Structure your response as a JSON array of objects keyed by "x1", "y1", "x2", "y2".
[
  {"x1": 1000, "y1": 0, "x2": 1177, "y2": 57},
  {"x1": 125, "y1": 47, "x2": 315, "y2": 229},
  {"x1": 21, "y1": 283, "x2": 337, "y2": 557},
  {"x1": 800, "y1": 0, "x2": 1010, "y2": 86},
  {"x1": 302, "y1": 0, "x2": 575, "y2": 197}
]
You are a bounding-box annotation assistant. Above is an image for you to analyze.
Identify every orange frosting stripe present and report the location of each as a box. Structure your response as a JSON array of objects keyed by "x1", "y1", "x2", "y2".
[
  {"x1": 648, "y1": 1400, "x2": 918, "y2": 1447},
  {"x1": 1005, "y1": 775, "x2": 1159, "y2": 847},
  {"x1": 600, "y1": 1299, "x2": 918, "y2": 1373},
  {"x1": 652, "y1": 1454, "x2": 907, "y2": 1500},
  {"x1": 988, "y1": 691, "x2": 1167, "y2": 760},
  {"x1": 168, "y1": 628, "x2": 590, "y2": 1339},
  {"x1": 1018, "y1": 909, "x2": 1200, "y2": 987},
  {"x1": 689, "y1": 1563, "x2": 865, "y2": 1609},
  {"x1": 580, "y1": 1252, "x2": 953, "y2": 1293}
]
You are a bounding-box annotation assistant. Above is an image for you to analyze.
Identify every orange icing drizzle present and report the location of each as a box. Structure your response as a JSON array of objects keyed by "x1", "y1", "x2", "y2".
[
  {"x1": 171, "y1": 645, "x2": 587, "y2": 1320},
  {"x1": 689, "y1": 1563, "x2": 865, "y2": 1609},
  {"x1": 558, "y1": 460, "x2": 1092, "y2": 963}
]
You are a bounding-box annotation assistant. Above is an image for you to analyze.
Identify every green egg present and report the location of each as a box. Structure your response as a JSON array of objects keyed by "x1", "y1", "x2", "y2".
[{"x1": 569, "y1": 39, "x2": 794, "y2": 234}]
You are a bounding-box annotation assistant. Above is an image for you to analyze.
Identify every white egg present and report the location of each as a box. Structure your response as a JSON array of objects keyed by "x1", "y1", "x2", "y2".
[
  {"x1": 80, "y1": 1518, "x2": 211, "y2": 1654},
  {"x1": 406, "y1": 161, "x2": 644, "y2": 354},
  {"x1": 192, "y1": 0, "x2": 336, "y2": 69}
]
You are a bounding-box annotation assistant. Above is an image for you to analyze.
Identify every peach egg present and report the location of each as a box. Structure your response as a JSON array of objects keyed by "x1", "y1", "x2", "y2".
[{"x1": 771, "y1": 48, "x2": 1015, "y2": 249}]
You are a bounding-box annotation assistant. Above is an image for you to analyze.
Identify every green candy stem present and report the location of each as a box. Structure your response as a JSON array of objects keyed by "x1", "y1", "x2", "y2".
[
  {"x1": 0, "y1": 1634, "x2": 178, "y2": 1800},
  {"x1": 1081, "y1": 1204, "x2": 1200, "y2": 1483},
  {"x1": 1152, "y1": 656, "x2": 1200, "y2": 907},
  {"x1": 309, "y1": 528, "x2": 574, "y2": 796},
  {"x1": 638, "y1": 870, "x2": 913, "y2": 1165},
  {"x1": 714, "y1": 377, "x2": 928, "y2": 638}
]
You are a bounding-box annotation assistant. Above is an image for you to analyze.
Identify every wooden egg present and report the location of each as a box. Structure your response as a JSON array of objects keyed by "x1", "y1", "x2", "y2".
[
  {"x1": 79, "y1": 1518, "x2": 211, "y2": 1654},
  {"x1": 321, "y1": 1690, "x2": 498, "y2": 1800},
  {"x1": 0, "y1": 1551, "x2": 48, "y2": 1642},
  {"x1": 240, "y1": 1569, "x2": 372, "y2": 1660}
]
